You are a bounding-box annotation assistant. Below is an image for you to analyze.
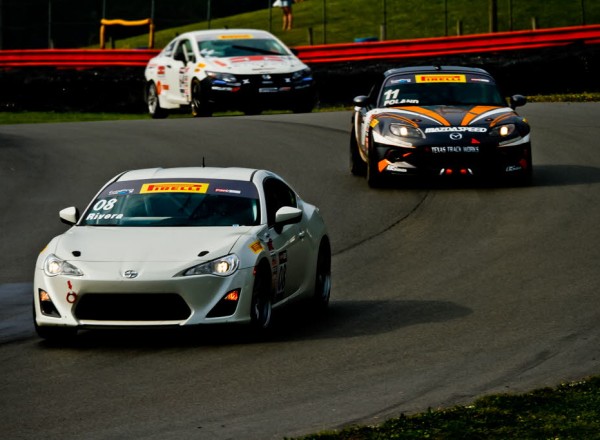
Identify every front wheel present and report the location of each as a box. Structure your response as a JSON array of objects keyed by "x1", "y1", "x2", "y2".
[
  {"x1": 350, "y1": 126, "x2": 367, "y2": 176},
  {"x1": 312, "y1": 238, "x2": 332, "y2": 312},
  {"x1": 191, "y1": 80, "x2": 212, "y2": 117},
  {"x1": 250, "y1": 265, "x2": 273, "y2": 330},
  {"x1": 147, "y1": 82, "x2": 168, "y2": 119},
  {"x1": 366, "y1": 134, "x2": 385, "y2": 188}
]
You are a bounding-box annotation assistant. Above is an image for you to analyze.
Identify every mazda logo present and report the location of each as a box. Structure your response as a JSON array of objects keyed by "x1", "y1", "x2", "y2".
[
  {"x1": 123, "y1": 270, "x2": 138, "y2": 279},
  {"x1": 450, "y1": 133, "x2": 462, "y2": 140}
]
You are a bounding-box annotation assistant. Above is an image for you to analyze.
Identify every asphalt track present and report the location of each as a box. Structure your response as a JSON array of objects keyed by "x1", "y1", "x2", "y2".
[{"x1": 1, "y1": 103, "x2": 599, "y2": 439}]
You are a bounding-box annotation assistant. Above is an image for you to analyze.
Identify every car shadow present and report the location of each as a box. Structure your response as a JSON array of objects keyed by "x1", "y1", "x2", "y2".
[
  {"x1": 375, "y1": 164, "x2": 600, "y2": 190},
  {"x1": 37, "y1": 299, "x2": 472, "y2": 349}
]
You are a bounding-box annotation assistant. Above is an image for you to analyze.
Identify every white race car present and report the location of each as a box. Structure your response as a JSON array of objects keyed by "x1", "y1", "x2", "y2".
[
  {"x1": 144, "y1": 28, "x2": 316, "y2": 117},
  {"x1": 34, "y1": 167, "x2": 331, "y2": 340}
]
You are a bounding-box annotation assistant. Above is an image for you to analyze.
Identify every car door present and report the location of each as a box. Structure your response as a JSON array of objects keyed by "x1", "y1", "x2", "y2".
[
  {"x1": 258, "y1": 177, "x2": 311, "y2": 302},
  {"x1": 163, "y1": 38, "x2": 196, "y2": 105}
]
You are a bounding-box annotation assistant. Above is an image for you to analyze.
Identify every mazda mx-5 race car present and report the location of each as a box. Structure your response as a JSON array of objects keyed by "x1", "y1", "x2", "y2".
[
  {"x1": 350, "y1": 66, "x2": 533, "y2": 187},
  {"x1": 144, "y1": 28, "x2": 316, "y2": 118},
  {"x1": 33, "y1": 167, "x2": 331, "y2": 341}
]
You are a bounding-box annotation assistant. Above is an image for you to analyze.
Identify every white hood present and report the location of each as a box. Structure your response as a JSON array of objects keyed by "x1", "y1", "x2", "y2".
[
  {"x1": 205, "y1": 55, "x2": 305, "y2": 74},
  {"x1": 55, "y1": 226, "x2": 251, "y2": 263}
]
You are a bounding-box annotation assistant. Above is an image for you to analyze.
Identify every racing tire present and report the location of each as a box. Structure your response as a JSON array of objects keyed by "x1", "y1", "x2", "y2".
[
  {"x1": 350, "y1": 126, "x2": 367, "y2": 176},
  {"x1": 312, "y1": 238, "x2": 332, "y2": 312},
  {"x1": 366, "y1": 133, "x2": 385, "y2": 188},
  {"x1": 147, "y1": 82, "x2": 168, "y2": 119},
  {"x1": 191, "y1": 80, "x2": 212, "y2": 117},
  {"x1": 250, "y1": 263, "x2": 273, "y2": 330}
]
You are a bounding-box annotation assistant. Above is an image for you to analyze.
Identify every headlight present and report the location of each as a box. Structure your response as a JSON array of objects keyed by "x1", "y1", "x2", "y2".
[
  {"x1": 206, "y1": 71, "x2": 239, "y2": 83},
  {"x1": 490, "y1": 124, "x2": 516, "y2": 137},
  {"x1": 182, "y1": 254, "x2": 240, "y2": 277},
  {"x1": 292, "y1": 67, "x2": 312, "y2": 81},
  {"x1": 389, "y1": 123, "x2": 424, "y2": 139},
  {"x1": 44, "y1": 254, "x2": 83, "y2": 277}
]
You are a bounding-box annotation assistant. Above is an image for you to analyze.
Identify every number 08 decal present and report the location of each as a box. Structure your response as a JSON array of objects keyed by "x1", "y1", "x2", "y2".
[
  {"x1": 276, "y1": 251, "x2": 288, "y2": 296},
  {"x1": 93, "y1": 198, "x2": 118, "y2": 211}
]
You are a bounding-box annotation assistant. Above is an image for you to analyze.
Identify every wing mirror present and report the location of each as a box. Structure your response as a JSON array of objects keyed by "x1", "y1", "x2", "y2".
[
  {"x1": 510, "y1": 94, "x2": 527, "y2": 109},
  {"x1": 274, "y1": 206, "x2": 302, "y2": 233},
  {"x1": 353, "y1": 95, "x2": 371, "y2": 108},
  {"x1": 59, "y1": 206, "x2": 80, "y2": 225}
]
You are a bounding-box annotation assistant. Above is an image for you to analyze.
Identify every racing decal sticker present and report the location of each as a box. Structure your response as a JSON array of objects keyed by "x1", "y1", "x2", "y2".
[
  {"x1": 424, "y1": 126, "x2": 487, "y2": 133},
  {"x1": 276, "y1": 251, "x2": 287, "y2": 297},
  {"x1": 140, "y1": 182, "x2": 209, "y2": 194},
  {"x1": 370, "y1": 119, "x2": 379, "y2": 128},
  {"x1": 218, "y1": 34, "x2": 254, "y2": 39},
  {"x1": 393, "y1": 107, "x2": 452, "y2": 126},
  {"x1": 230, "y1": 55, "x2": 284, "y2": 63},
  {"x1": 86, "y1": 198, "x2": 124, "y2": 221},
  {"x1": 108, "y1": 189, "x2": 134, "y2": 196},
  {"x1": 460, "y1": 106, "x2": 500, "y2": 126},
  {"x1": 415, "y1": 74, "x2": 466, "y2": 83},
  {"x1": 382, "y1": 88, "x2": 419, "y2": 106},
  {"x1": 249, "y1": 241, "x2": 263, "y2": 254}
]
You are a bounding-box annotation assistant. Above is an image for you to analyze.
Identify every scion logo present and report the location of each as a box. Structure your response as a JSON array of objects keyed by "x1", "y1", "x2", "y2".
[
  {"x1": 450, "y1": 133, "x2": 462, "y2": 140},
  {"x1": 123, "y1": 270, "x2": 139, "y2": 279}
]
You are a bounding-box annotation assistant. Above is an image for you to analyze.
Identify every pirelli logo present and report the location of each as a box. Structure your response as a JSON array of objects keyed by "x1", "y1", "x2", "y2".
[
  {"x1": 140, "y1": 182, "x2": 209, "y2": 194},
  {"x1": 218, "y1": 34, "x2": 253, "y2": 39},
  {"x1": 416, "y1": 74, "x2": 466, "y2": 83}
]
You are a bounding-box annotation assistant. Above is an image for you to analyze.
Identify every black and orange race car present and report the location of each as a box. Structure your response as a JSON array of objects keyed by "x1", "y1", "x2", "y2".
[{"x1": 350, "y1": 66, "x2": 532, "y2": 187}]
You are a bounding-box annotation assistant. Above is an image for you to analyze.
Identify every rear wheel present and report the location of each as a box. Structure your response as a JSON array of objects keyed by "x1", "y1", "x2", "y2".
[
  {"x1": 250, "y1": 264, "x2": 272, "y2": 330},
  {"x1": 147, "y1": 82, "x2": 168, "y2": 119},
  {"x1": 191, "y1": 80, "x2": 212, "y2": 117}
]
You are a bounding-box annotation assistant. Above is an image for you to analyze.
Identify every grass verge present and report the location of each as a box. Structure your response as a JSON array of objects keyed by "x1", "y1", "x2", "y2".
[{"x1": 293, "y1": 377, "x2": 600, "y2": 439}]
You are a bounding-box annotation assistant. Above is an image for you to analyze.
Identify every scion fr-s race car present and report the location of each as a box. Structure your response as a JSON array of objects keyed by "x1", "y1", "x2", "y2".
[
  {"x1": 144, "y1": 28, "x2": 316, "y2": 118},
  {"x1": 350, "y1": 66, "x2": 533, "y2": 187},
  {"x1": 34, "y1": 167, "x2": 331, "y2": 341}
]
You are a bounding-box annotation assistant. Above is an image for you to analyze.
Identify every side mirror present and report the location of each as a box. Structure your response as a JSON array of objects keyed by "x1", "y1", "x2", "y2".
[
  {"x1": 353, "y1": 95, "x2": 370, "y2": 108},
  {"x1": 510, "y1": 94, "x2": 527, "y2": 109},
  {"x1": 274, "y1": 206, "x2": 302, "y2": 233},
  {"x1": 59, "y1": 206, "x2": 79, "y2": 225}
]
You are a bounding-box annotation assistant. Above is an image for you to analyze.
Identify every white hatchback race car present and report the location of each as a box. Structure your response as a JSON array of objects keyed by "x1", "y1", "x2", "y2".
[
  {"x1": 34, "y1": 167, "x2": 331, "y2": 340},
  {"x1": 144, "y1": 28, "x2": 316, "y2": 117}
]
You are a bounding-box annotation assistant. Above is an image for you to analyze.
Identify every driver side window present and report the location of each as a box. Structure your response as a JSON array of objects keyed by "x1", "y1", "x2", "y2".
[{"x1": 263, "y1": 178, "x2": 297, "y2": 227}]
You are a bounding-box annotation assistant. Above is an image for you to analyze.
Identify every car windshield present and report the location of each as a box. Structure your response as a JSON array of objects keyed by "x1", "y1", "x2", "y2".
[
  {"x1": 379, "y1": 73, "x2": 506, "y2": 107},
  {"x1": 80, "y1": 179, "x2": 260, "y2": 227},
  {"x1": 197, "y1": 38, "x2": 288, "y2": 57}
]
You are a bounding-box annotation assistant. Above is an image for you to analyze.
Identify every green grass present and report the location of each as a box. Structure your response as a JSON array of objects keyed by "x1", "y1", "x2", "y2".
[
  {"x1": 1, "y1": 95, "x2": 598, "y2": 125},
  {"x1": 293, "y1": 377, "x2": 600, "y2": 439},
  {"x1": 106, "y1": 0, "x2": 600, "y2": 49}
]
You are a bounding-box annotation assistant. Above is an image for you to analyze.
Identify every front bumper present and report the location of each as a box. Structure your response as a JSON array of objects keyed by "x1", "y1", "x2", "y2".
[
  {"x1": 33, "y1": 264, "x2": 257, "y2": 329},
  {"x1": 372, "y1": 140, "x2": 532, "y2": 179},
  {"x1": 202, "y1": 74, "x2": 316, "y2": 111}
]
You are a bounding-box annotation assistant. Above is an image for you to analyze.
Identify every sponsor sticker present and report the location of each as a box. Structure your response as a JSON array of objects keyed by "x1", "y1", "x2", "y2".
[
  {"x1": 140, "y1": 182, "x2": 209, "y2": 194},
  {"x1": 425, "y1": 127, "x2": 487, "y2": 133},
  {"x1": 218, "y1": 34, "x2": 254, "y2": 39},
  {"x1": 249, "y1": 240, "x2": 263, "y2": 254},
  {"x1": 416, "y1": 74, "x2": 466, "y2": 83},
  {"x1": 430, "y1": 146, "x2": 480, "y2": 153}
]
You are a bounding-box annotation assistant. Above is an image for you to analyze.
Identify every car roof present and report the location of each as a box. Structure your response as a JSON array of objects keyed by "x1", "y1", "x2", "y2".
[
  {"x1": 115, "y1": 167, "x2": 259, "y2": 183},
  {"x1": 176, "y1": 29, "x2": 276, "y2": 41},
  {"x1": 384, "y1": 65, "x2": 492, "y2": 78}
]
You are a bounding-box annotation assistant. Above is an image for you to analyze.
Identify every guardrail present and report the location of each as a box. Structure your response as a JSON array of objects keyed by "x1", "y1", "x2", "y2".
[
  {"x1": 295, "y1": 25, "x2": 600, "y2": 63},
  {"x1": 0, "y1": 24, "x2": 599, "y2": 68}
]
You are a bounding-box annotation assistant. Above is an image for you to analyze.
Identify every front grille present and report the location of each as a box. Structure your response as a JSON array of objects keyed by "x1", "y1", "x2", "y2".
[{"x1": 74, "y1": 293, "x2": 191, "y2": 321}]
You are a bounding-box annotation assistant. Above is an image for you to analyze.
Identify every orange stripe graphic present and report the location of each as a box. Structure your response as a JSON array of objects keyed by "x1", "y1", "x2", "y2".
[{"x1": 460, "y1": 106, "x2": 499, "y2": 125}]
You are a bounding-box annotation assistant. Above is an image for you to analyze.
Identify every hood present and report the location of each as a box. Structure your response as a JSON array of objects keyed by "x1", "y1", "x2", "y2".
[
  {"x1": 204, "y1": 55, "x2": 305, "y2": 75},
  {"x1": 371, "y1": 105, "x2": 517, "y2": 128},
  {"x1": 54, "y1": 226, "x2": 251, "y2": 263}
]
